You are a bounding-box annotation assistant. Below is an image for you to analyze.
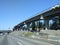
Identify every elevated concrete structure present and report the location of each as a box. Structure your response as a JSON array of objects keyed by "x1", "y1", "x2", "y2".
[{"x1": 13, "y1": 4, "x2": 60, "y2": 31}]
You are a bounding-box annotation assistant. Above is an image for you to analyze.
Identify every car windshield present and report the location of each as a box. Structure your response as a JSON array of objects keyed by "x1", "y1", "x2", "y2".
[{"x1": 0, "y1": 0, "x2": 60, "y2": 45}]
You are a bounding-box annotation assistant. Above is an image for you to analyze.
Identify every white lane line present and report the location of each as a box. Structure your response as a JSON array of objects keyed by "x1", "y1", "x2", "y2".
[
  {"x1": 18, "y1": 42, "x2": 22, "y2": 45},
  {"x1": 8, "y1": 36, "x2": 23, "y2": 45},
  {"x1": 47, "y1": 39, "x2": 58, "y2": 41},
  {"x1": 34, "y1": 37, "x2": 60, "y2": 43}
]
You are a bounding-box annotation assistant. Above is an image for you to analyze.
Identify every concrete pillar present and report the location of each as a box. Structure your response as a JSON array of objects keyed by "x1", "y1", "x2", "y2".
[
  {"x1": 54, "y1": 16, "x2": 60, "y2": 25},
  {"x1": 44, "y1": 19, "x2": 49, "y2": 30},
  {"x1": 36, "y1": 21, "x2": 40, "y2": 32},
  {"x1": 27, "y1": 23, "x2": 30, "y2": 31},
  {"x1": 19, "y1": 27, "x2": 22, "y2": 31},
  {"x1": 20, "y1": 25, "x2": 23, "y2": 30},
  {"x1": 59, "y1": 16, "x2": 60, "y2": 25},
  {"x1": 31, "y1": 21, "x2": 35, "y2": 31}
]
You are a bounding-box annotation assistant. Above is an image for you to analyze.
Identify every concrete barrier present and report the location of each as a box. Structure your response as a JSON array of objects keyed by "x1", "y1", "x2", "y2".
[{"x1": 40, "y1": 30, "x2": 60, "y2": 36}]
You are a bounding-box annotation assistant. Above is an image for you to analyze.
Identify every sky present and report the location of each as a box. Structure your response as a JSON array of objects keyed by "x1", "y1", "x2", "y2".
[{"x1": 0, "y1": 0, "x2": 60, "y2": 30}]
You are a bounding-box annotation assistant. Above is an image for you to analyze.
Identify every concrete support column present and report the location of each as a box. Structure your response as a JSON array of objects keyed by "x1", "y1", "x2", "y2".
[
  {"x1": 36, "y1": 21, "x2": 40, "y2": 32},
  {"x1": 31, "y1": 21, "x2": 35, "y2": 31},
  {"x1": 27, "y1": 23, "x2": 30, "y2": 31},
  {"x1": 20, "y1": 27, "x2": 22, "y2": 31},
  {"x1": 44, "y1": 19, "x2": 49, "y2": 30},
  {"x1": 59, "y1": 16, "x2": 60, "y2": 25},
  {"x1": 54, "y1": 16, "x2": 60, "y2": 25},
  {"x1": 19, "y1": 27, "x2": 21, "y2": 30},
  {"x1": 20, "y1": 25, "x2": 24, "y2": 30}
]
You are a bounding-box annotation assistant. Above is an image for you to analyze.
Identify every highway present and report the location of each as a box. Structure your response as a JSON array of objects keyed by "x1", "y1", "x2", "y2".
[{"x1": 0, "y1": 34, "x2": 58, "y2": 45}]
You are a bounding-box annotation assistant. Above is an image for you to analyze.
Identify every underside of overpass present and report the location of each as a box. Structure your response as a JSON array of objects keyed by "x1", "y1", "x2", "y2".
[{"x1": 13, "y1": 4, "x2": 60, "y2": 31}]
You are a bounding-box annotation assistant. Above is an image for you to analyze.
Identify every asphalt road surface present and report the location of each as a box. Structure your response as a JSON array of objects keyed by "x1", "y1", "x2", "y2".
[{"x1": 0, "y1": 34, "x2": 59, "y2": 45}]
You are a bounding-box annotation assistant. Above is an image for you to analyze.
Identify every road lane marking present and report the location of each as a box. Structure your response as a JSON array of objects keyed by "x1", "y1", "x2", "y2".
[
  {"x1": 18, "y1": 42, "x2": 22, "y2": 45},
  {"x1": 8, "y1": 35, "x2": 55, "y2": 45},
  {"x1": 8, "y1": 36, "x2": 23, "y2": 45}
]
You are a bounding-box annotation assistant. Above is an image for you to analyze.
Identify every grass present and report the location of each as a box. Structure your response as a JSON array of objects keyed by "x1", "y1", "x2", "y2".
[{"x1": 23, "y1": 32, "x2": 35, "y2": 37}]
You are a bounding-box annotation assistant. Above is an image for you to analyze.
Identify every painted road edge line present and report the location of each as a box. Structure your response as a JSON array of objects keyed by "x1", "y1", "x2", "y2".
[{"x1": 18, "y1": 42, "x2": 22, "y2": 45}]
